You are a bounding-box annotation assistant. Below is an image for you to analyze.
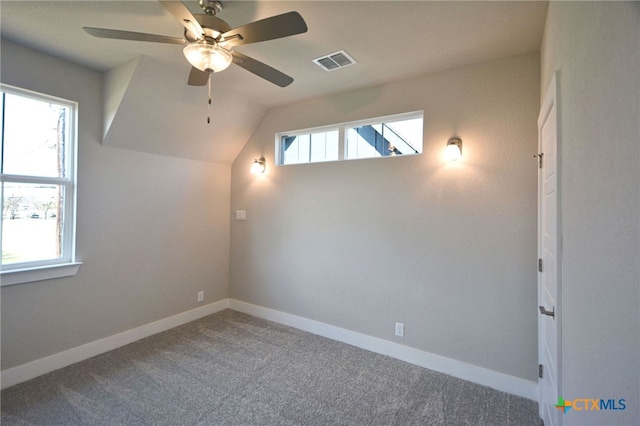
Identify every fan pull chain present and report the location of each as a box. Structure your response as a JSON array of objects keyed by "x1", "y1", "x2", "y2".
[{"x1": 207, "y1": 71, "x2": 212, "y2": 124}]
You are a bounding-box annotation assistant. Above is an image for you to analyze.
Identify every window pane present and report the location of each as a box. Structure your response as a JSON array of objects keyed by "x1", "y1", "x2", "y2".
[
  {"x1": 346, "y1": 128, "x2": 379, "y2": 159},
  {"x1": 2, "y1": 93, "x2": 68, "y2": 178},
  {"x1": 310, "y1": 133, "x2": 326, "y2": 162},
  {"x1": 283, "y1": 134, "x2": 310, "y2": 165},
  {"x1": 282, "y1": 135, "x2": 300, "y2": 164},
  {"x1": 326, "y1": 130, "x2": 339, "y2": 160},
  {"x1": 1, "y1": 183, "x2": 64, "y2": 265},
  {"x1": 384, "y1": 117, "x2": 423, "y2": 154},
  {"x1": 310, "y1": 130, "x2": 339, "y2": 163},
  {"x1": 282, "y1": 131, "x2": 339, "y2": 165},
  {"x1": 298, "y1": 134, "x2": 310, "y2": 163},
  {"x1": 346, "y1": 116, "x2": 423, "y2": 160}
]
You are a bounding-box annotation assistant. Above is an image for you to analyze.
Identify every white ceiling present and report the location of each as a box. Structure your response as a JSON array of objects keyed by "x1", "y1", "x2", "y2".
[{"x1": 0, "y1": 1, "x2": 548, "y2": 164}]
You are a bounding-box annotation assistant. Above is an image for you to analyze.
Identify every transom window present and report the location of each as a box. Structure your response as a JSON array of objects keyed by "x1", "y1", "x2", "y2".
[
  {"x1": 281, "y1": 129, "x2": 340, "y2": 164},
  {"x1": 276, "y1": 111, "x2": 423, "y2": 166},
  {"x1": 1, "y1": 84, "x2": 78, "y2": 278}
]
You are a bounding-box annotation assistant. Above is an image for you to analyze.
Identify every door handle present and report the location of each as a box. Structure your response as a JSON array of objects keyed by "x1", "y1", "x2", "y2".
[{"x1": 539, "y1": 305, "x2": 555, "y2": 319}]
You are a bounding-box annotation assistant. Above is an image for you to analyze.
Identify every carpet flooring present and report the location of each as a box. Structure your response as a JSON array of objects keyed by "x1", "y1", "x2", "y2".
[{"x1": 1, "y1": 310, "x2": 540, "y2": 425}]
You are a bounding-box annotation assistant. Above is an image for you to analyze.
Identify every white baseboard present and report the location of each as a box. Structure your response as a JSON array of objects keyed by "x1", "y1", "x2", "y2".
[
  {"x1": 229, "y1": 299, "x2": 538, "y2": 401},
  {"x1": 0, "y1": 299, "x2": 229, "y2": 390},
  {"x1": 2, "y1": 298, "x2": 538, "y2": 402}
]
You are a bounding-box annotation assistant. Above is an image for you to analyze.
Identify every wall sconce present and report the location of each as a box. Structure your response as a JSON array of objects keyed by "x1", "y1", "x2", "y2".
[
  {"x1": 250, "y1": 157, "x2": 266, "y2": 175},
  {"x1": 445, "y1": 137, "x2": 462, "y2": 161}
]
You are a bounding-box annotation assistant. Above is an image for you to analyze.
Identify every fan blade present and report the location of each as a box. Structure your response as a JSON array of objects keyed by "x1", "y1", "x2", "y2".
[
  {"x1": 188, "y1": 67, "x2": 209, "y2": 86},
  {"x1": 232, "y1": 51, "x2": 293, "y2": 87},
  {"x1": 220, "y1": 11, "x2": 307, "y2": 47},
  {"x1": 159, "y1": 0, "x2": 204, "y2": 40},
  {"x1": 83, "y1": 27, "x2": 185, "y2": 44}
]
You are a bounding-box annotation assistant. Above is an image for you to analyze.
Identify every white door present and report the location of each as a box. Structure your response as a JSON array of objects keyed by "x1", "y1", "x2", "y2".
[{"x1": 538, "y1": 72, "x2": 561, "y2": 426}]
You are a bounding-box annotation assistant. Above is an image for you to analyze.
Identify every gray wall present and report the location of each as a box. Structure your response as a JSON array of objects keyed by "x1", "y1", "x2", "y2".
[
  {"x1": 1, "y1": 41, "x2": 231, "y2": 370},
  {"x1": 230, "y1": 52, "x2": 540, "y2": 381},
  {"x1": 541, "y1": 2, "x2": 640, "y2": 424}
]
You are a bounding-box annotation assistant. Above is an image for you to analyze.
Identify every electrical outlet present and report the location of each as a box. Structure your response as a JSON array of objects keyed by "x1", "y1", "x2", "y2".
[
  {"x1": 395, "y1": 322, "x2": 404, "y2": 337},
  {"x1": 197, "y1": 291, "x2": 204, "y2": 302}
]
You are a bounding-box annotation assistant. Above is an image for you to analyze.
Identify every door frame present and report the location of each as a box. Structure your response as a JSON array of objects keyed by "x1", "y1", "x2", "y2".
[{"x1": 537, "y1": 71, "x2": 563, "y2": 425}]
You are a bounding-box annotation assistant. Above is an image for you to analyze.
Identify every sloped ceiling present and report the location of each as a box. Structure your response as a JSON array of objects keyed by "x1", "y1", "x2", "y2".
[
  {"x1": 0, "y1": 1, "x2": 548, "y2": 165},
  {"x1": 101, "y1": 55, "x2": 266, "y2": 163}
]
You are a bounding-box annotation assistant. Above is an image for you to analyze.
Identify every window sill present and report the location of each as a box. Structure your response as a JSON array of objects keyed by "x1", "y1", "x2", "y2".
[{"x1": 1, "y1": 262, "x2": 82, "y2": 286}]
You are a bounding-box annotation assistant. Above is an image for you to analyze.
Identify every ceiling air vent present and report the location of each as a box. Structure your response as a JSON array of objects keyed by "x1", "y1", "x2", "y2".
[{"x1": 313, "y1": 50, "x2": 356, "y2": 71}]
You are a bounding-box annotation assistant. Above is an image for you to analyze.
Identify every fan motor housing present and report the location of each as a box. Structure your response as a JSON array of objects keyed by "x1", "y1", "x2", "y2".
[
  {"x1": 200, "y1": 0, "x2": 222, "y2": 16},
  {"x1": 184, "y1": 13, "x2": 231, "y2": 43}
]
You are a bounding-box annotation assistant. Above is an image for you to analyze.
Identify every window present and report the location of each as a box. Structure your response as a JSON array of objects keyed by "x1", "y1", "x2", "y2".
[
  {"x1": 281, "y1": 129, "x2": 339, "y2": 164},
  {"x1": 346, "y1": 116, "x2": 423, "y2": 160},
  {"x1": 1, "y1": 84, "x2": 80, "y2": 284},
  {"x1": 277, "y1": 111, "x2": 423, "y2": 166}
]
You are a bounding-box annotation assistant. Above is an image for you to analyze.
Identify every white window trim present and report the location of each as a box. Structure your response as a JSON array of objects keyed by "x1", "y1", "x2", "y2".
[
  {"x1": 276, "y1": 110, "x2": 424, "y2": 166},
  {"x1": 1, "y1": 262, "x2": 82, "y2": 286},
  {"x1": 0, "y1": 84, "x2": 81, "y2": 285}
]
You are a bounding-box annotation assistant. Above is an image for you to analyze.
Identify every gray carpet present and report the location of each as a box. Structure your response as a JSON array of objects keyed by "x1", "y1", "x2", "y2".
[{"x1": 1, "y1": 310, "x2": 540, "y2": 425}]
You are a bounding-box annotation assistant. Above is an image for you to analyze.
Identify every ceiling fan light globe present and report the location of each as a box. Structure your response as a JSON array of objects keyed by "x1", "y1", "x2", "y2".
[{"x1": 183, "y1": 42, "x2": 232, "y2": 73}]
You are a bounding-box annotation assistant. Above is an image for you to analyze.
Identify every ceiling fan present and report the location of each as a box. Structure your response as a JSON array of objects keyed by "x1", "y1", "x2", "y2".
[{"x1": 84, "y1": 0, "x2": 307, "y2": 121}]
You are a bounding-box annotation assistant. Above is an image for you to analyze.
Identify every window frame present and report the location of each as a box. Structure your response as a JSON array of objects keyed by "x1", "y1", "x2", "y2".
[
  {"x1": 276, "y1": 110, "x2": 424, "y2": 166},
  {"x1": 0, "y1": 84, "x2": 81, "y2": 286}
]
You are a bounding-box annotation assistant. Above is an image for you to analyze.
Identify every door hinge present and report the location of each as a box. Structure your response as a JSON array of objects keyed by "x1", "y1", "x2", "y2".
[
  {"x1": 539, "y1": 364, "x2": 543, "y2": 379},
  {"x1": 534, "y1": 153, "x2": 544, "y2": 169},
  {"x1": 538, "y1": 258, "x2": 543, "y2": 272}
]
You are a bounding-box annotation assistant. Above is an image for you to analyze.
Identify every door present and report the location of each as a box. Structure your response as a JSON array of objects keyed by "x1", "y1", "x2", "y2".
[{"x1": 538, "y1": 72, "x2": 561, "y2": 426}]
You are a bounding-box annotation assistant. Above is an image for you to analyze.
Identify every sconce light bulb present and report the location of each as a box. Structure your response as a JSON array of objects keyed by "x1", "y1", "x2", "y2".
[
  {"x1": 251, "y1": 158, "x2": 265, "y2": 175},
  {"x1": 445, "y1": 138, "x2": 462, "y2": 161}
]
